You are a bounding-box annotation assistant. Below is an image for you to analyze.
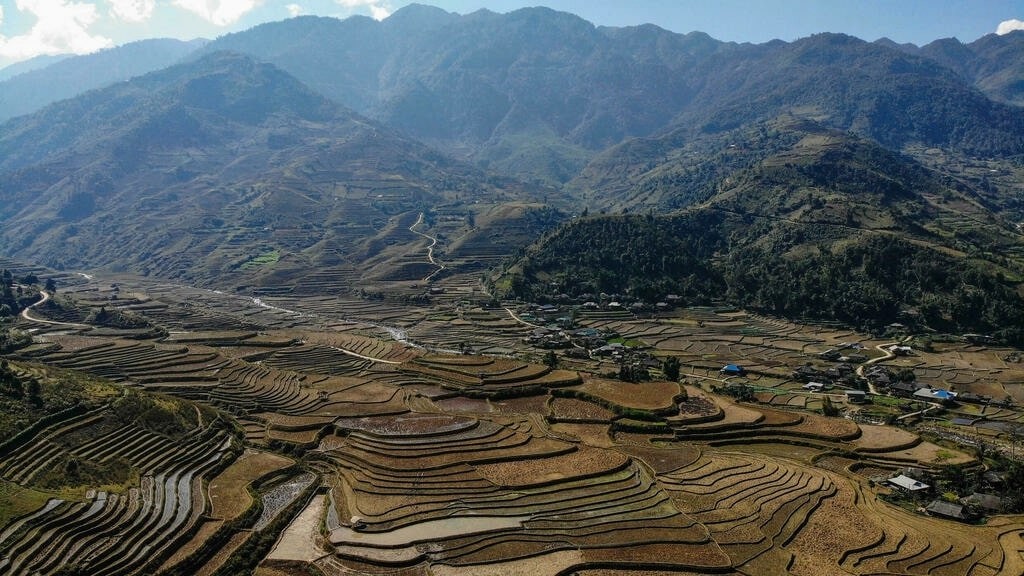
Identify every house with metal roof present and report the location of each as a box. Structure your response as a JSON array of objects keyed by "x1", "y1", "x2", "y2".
[{"x1": 885, "y1": 474, "x2": 930, "y2": 492}]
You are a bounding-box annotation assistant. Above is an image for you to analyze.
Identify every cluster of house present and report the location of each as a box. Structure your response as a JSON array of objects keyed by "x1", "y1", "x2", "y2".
[
  {"x1": 882, "y1": 468, "x2": 1007, "y2": 522},
  {"x1": 818, "y1": 347, "x2": 869, "y2": 363},
  {"x1": 524, "y1": 323, "x2": 614, "y2": 350},
  {"x1": 529, "y1": 293, "x2": 687, "y2": 316},
  {"x1": 793, "y1": 362, "x2": 859, "y2": 386},
  {"x1": 521, "y1": 319, "x2": 665, "y2": 374},
  {"x1": 861, "y1": 365, "x2": 999, "y2": 405}
]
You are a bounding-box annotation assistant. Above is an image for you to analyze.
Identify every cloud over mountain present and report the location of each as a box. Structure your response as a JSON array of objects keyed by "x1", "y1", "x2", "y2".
[
  {"x1": 0, "y1": 0, "x2": 112, "y2": 60},
  {"x1": 997, "y1": 18, "x2": 1024, "y2": 35}
]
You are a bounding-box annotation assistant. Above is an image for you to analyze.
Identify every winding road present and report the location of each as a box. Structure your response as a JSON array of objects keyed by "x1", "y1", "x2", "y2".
[
  {"x1": 20, "y1": 290, "x2": 90, "y2": 329},
  {"x1": 503, "y1": 307, "x2": 541, "y2": 328},
  {"x1": 409, "y1": 213, "x2": 446, "y2": 282},
  {"x1": 852, "y1": 339, "x2": 942, "y2": 420},
  {"x1": 855, "y1": 342, "x2": 899, "y2": 395}
]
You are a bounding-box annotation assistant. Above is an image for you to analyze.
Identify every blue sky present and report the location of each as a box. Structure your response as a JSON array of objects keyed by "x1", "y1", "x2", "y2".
[{"x1": 1, "y1": 0, "x2": 1023, "y2": 69}]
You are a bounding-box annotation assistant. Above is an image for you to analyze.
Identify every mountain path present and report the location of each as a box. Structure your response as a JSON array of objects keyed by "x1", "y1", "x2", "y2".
[{"x1": 409, "y1": 212, "x2": 446, "y2": 282}]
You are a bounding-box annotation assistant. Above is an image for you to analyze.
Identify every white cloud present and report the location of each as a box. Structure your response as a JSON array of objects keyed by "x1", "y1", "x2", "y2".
[
  {"x1": 0, "y1": 0, "x2": 113, "y2": 61},
  {"x1": 286, "y1": 3, "x2": 303, "y2": 17},
  {"x1": 173, "y1": 0, "x2": 259, "y2": 26},
  {"x1": 336, "y1": 0, "x2": 391, "y2": 21},
  {"x1": 996, "y1": 19, "x2": 1024, "y2": 35},
  {"x1": 108, "y1": 0, "x2": 155, "y2": 23}
]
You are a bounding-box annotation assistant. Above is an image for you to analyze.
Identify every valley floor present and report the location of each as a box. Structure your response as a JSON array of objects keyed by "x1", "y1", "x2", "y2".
[{"x1": 1, "y1": 261, "x2": 1023, "y2": 575}]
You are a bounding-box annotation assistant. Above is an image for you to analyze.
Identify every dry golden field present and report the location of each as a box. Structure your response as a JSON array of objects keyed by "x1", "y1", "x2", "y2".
[{"x1": 2, "y1": 271, "x2": 1023, "y2": 575}]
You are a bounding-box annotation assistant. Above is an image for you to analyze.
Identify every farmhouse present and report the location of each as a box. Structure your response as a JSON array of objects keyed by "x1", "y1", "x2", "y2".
[
  {"x1": 592, "y1": 343, "x2": 625, "y2": 357},
  {"x1": 864, "y1": 366, "x2": 891, "y2": 387},
  {"x1": 926, "y1": 500, "x2": 971, "y2": 522},
  {"x1": 844, "y1": 390, "x2": 867, "y2": 404},
  {"x1": 887, "y1": 380, "x2": 917, "y2": 397},
  {"x1": 958, "y1": 392, "x2": 992, "y2": 404},
  {"x1": 962, "y1": 492, "x2": 1003, "y2": 513},
  {"x1": 720, "y1": 364, "x2": 745, "y2": 376},
  {"x1": 913, "y1": 388, "x2": 957, "y2": 403},
  {"x1": 832, "y1": 363, "x2": 856, "y2": 376},
  {"x1": 792, "y1": 365, "x2": 825, "y2": 381}
]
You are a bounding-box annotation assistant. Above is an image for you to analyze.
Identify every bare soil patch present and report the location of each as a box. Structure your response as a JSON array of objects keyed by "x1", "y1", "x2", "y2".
[
  {"x1": 573, "y1": 377, "x2": 680, "y2": 410},
  {"x1": 853, "y1": 424, "x2": 919, "y2": 452}
]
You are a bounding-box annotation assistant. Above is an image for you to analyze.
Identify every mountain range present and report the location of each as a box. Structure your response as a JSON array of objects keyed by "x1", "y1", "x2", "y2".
[{"x1": 0, "y1": 4, "x2": 1022, "y2": 338}]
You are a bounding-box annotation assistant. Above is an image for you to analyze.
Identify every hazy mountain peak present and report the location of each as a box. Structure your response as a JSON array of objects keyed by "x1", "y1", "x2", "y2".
[
  {"x1": 0, "y1": 54, "x2": 71, "y2": 82},
  {"x1": 383, "y1": 3, "x2": 458, "y2": 29},
  {"x1": 0, "y1": 37, "x2": 207, "y2": 123}
]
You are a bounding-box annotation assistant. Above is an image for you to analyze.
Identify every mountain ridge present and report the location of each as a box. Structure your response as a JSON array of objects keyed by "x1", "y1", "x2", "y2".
[{"x1": 0, "y1": 51, "x2": 544, "y2": 288}]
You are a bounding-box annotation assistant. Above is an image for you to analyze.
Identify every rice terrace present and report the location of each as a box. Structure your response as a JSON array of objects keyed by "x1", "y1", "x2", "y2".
[
  {"x1": 0, "y1": 250, "x2": 1022, "y2": 576},
  {"x1": 3, "y1": 2, "x2": 1024, "y2": 575}
]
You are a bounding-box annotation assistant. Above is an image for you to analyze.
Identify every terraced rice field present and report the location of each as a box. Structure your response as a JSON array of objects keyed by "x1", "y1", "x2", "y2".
[
  {"x1": 0, "y1": 407, "x2": 233, "y2": 575},
  {"x1": 2, "y1": 272, "x2": 1024, "y2": 575}
]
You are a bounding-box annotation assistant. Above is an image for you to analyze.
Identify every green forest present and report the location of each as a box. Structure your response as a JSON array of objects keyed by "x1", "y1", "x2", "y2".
[{"x1": 504, "y1": 213, "x2": 1024, "y2": 345}]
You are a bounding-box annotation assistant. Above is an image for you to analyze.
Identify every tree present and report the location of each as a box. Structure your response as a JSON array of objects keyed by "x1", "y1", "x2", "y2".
[
  {"x1": 822, "y1": 396, "x2": 840, "y2": 417},
  {"x1": 543, "y1": 350, "x2": 558, "y2": 368},
  {"x1": 26, "y1": 377, "x2": 42, "y2": 407},
  {"x1": 44, "y1": 278, "x2": 56, "y2": 293},
  {"x1": 662, "y1": 357, "x2": 681, "y2": 381},
  {"x1": 1010, "y1": 424, "x2": 1023, "y2": 460}
]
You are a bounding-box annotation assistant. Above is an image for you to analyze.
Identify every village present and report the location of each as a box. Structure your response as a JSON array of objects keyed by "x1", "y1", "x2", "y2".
[{"x1": 513, "y1": 298, "x2": 1024, "y2": 524}]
